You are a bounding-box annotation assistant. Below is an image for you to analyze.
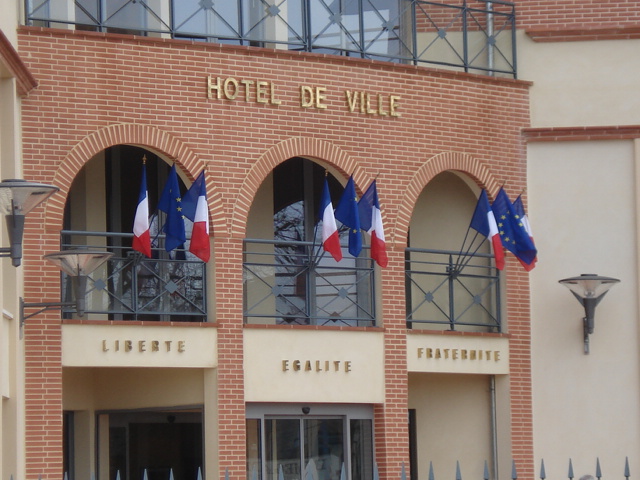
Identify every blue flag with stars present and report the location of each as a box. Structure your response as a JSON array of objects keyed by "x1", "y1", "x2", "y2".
[
  {"x1": 157, "y1": 164, "x2": 186, "y2": 252},
  {"x1": 334, "y1": 176, "x2": 362, "y2": 257},
  {"x1": 491, "y1": 187, "x2": 537, "y2": 267}
]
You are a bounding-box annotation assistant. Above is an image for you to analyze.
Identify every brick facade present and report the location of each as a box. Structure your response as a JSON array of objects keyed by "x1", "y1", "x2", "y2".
[{"x1": 18, "y1": 25, "x2": 533, "y2": 480}]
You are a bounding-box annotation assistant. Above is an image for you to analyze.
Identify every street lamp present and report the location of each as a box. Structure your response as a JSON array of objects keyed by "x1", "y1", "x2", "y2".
[
  {"x1": 20, "y1": 249, "x2": 114, "y2": 329},
  {"x1": 0, "y1": 178, "x2": 59, "y2": 266},
  {"x1": 559, "y1": 273, "x2": 620, "y2": 354}
]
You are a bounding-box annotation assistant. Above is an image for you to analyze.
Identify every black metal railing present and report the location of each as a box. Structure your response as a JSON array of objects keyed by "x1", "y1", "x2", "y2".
[
  {"x1": 25, "y1": 0, "x2": 516, "y2": 77},
  {"x1": 59, "y1": 230, "x2": 207, "y2": 321},
  {"x1": 244, "y1": 238, "x2": 376, "y2": 327},
  {"x1": 405, "y1": 247, "x2": 501, "y2": 332}
]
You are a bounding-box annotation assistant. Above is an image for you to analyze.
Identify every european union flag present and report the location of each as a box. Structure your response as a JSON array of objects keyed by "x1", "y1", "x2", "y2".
[
  {"x1": 334, "y1": 176, "x2": 362, "y2": 257},
  {"x1": 157, "y1": 164, "x2": 186, "y2": 252},
  {"x1": 491, "y1": 188, "x2": 537, "y2": 266}
]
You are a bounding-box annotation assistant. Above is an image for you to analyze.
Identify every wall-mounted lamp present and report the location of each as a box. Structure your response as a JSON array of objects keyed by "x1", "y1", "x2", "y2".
[
  {"x1": 0, "y1": 178, "x2": 59, "y2": 267},
  {"x1": 559, "y1": 273, "x2": 620, "y2": 354},
  {"x1": 20, "y1": 249, "x2": 114, "y2": 329}
]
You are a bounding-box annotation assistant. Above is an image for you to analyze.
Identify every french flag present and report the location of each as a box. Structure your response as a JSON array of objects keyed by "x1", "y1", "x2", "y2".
[
  {"x1": 132, "y1": 165, "x2": 152, "y2": 258},
  {"x1": 319, "y1": 178, "x2": 342, "y2": 262},
  {"x1": 358, "y1": 180, "x2": 388, "y2": 267},
  {"x1": 183, "y1": 171, "x2": 210, "y2": 262},
  {"x1": 469, "y1": 189, "x2": 505, "y2": 270}
]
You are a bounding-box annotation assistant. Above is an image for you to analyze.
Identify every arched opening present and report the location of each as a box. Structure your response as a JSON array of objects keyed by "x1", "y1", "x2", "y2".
[
  {"x1": 406, "y1": 171, "x2": 501, "y2": 332},
  {"x1": 62, "y1": 145, "x2": 207, "y2": 322},
  {"x1": 244, "y1": 157, "x2": 376, "y2": 327}
]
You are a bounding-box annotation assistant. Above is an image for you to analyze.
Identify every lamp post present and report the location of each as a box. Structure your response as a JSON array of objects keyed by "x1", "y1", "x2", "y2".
[
  {"x1": 559, "y1": 273, "x2": 620, "y2": 354},
  {"x1": 20, "y1": 249, "x2": 114, "y2": 329},
  {"x1": 0, "y1": 178, "x2": 59, "y2": 266}
]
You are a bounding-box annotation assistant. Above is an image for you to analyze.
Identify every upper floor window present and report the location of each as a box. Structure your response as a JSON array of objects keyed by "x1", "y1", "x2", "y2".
[
  {"x1": 25, "y1": 0, "x2": 517, "y2": 77},
  {"x1": 244, "y1": 157, "x2": 376, "y2": 327},
  {"x1": 405, "y1": 172, "x2": 501, "y2": 332},
  {"x1": 62, "y1": 145, "x2": 207, "y2": 322}
]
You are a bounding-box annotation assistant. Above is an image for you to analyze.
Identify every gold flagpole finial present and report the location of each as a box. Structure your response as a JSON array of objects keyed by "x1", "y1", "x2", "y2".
[{"x1": 142, "y1": 154, "x2": 147, "y2": 165}]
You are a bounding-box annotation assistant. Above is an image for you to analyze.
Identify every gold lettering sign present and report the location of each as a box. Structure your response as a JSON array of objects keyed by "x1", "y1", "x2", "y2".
[
  {"x1": 101, "y1": 339, "x2": 186, "y2": 353},
  {"x1": 417, "y1": 347, "x2": 501, "y2": 362},
  {"x1": 282, "y1": 359, "x2": 352, "y2": 372},
  {"x1": 206, "y1": 76, "x2": 400, "y2": 117}
]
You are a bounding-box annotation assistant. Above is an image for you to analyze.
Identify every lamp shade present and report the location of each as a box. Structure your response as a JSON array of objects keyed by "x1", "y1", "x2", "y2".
[
  {"x1": 0, "y1": 179, "x2": 59, "y2": 216},
  {"x1": 558, "y1": 274, "x2": 620, "y2": 299},
  {"x1": 44, "y1": 249, "x2": 114, "y2": 277}
]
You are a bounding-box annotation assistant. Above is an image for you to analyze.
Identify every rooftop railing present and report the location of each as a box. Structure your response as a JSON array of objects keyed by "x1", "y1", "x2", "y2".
[
  {"x1": 58, "y1": 230, "x2": 207, "y2": 322},
  {"x1": 244, "y1": 238, "x2": 376, "y2": 327},
  {"x1": 405, "y1": 247, "x2": 501, "y2": 332},
  {"x1": 25, "y1": 0, "x2": 516, "y2": 78}
]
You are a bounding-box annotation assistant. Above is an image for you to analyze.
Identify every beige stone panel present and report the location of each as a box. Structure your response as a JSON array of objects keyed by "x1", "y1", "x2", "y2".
[
  {"x1": 244, "y1": 328, "x2": 384, "y2": 403},
  {"x1": 528, "y1": 140, "x2": 640, "y2": 470},
  {"x1": 407, "y1": 334, "x2": 509, "y2": 374},
  {"x1": 519, "y1": 33, "x2": 640, "y2": 127},
  {"x1": 62, "y1": 324, "x2": 217, "y2": 368}
]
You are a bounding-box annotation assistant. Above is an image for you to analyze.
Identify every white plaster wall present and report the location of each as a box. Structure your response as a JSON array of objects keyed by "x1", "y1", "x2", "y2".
[
  {"x1": 528, "y1": 139, "x2": 640, "y2": 475},
  {"x1": 519, "y1": 33, "x2": 640, "y2": 128}
]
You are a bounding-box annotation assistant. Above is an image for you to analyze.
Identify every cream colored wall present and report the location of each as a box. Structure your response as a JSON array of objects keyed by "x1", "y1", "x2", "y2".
[
  {"x1": 527, "y1": 139, "x2": 640, "y2": 473},
  {"x1": 519, "y1": 33, "x2": 640, "y2": 128},
  {"x1": 521, "y1": 25, "x2": 640, "y2": 474},
  {"x1": 408, "y1": 373, "x2": 495, "y2": 479}
]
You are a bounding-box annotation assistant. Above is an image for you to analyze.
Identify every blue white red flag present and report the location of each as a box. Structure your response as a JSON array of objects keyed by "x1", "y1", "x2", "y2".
[
  {"x1": 132, "y1": 164, "x2": 152, "y2": 258},
  {"x1": 182, "y1": 171, "x2": 210, "y2": 262},
  {"x1": 335, "y1": 176, "x2": 362, "y2": 257},
  {"x1": 319, "y1": 178, "x2": 342, "y2": 262},
  {"x1": 469, "y1": 189, "x2": 504, "y2": 270},
  {"x1": 157, "y1": 164, "x2": 186, "y2": 252},
  {"x1": 358, "y1": 180, "x2": 388, "y2": 267}
]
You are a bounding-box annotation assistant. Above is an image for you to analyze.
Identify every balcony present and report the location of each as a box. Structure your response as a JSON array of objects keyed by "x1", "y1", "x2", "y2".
[
  {"x1": 405, "y1": 247, "x2": 501, "y2": 332},
  {"x1": 58, "y1": 231, "x2": 207, "y2": 322},
  {"x1": 25, "y1": 0, "x2": 517, "y2": 78},
  {"x1": 243, "y1": 238, "x2": 376, "y2": 327}
]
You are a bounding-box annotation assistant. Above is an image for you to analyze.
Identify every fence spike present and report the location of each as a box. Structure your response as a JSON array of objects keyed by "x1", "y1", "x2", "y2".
[
  {"x1": 374, "y1": 462, "x2": 380, "y2": 480},
  {"x1": 595, "y1": 458, "x2": 602, "y2": 480},
  {"x1": 428, "y1": 461, "x2": 435, "y2": 480},
  {"x1": 456, "y1": 460, "x2": 462, "y2": 480},
  {"x1": 143, "y1": 469, "x2": 149, "y2": 480},
  {"x1": 117, "y1": 470, "x2": 122, "y2": 480},
  {"x1": 225, "y1": 467, "x2": 230, "y2": 480},
  {"x1": 568, "y1": 459, "x2": 574, "y2": 480},
  {"x1": 169, "y1": 469, "x2": 175, "y2": 480},
  {"x1": 305, "y1": 458, "x2": 317, "y2": 480},
  {"x1": 540, "y1": 459, "x2": 546, "y2": 480},
  {"x1": 401, "y1": 462, "x2": 407, "y2": 480},
  {"x1": 197, "y1": 467, "x2": 203, "y2": 480},
  {"x1": 340, "y1": 462, "x2": 347, "y2": 480},
  {"x1": 624, "y1": 457, "x2": 630, "y2": 480},
  {"x1": 484, "y1": 460, "x2": 490, "y2": 480},
  {"x1": 511, "y1": 460, "x2": 517, "y2": 480},
  {"x1": 64, "y1": 472, "x2": 69, "y2": 480}
]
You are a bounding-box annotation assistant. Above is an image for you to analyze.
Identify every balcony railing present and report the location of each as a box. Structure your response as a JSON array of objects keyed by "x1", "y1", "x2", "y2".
[
  {"x1": 59, "y1": 231, "x2": 207, "y2": 322},
  {"x1": 25, "y1": 0, "x2": 516, "y2": 78},
  {"x1": 244, "y1": 238, "x2": 376, "y2": 327},
  {"x1": 405, "y1": 247, "x2": 501, "y2": 332}
]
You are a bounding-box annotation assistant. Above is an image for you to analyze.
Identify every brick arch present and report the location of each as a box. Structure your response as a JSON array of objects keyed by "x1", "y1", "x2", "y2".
[
  {"x1": 229, "y1": 137, "x2": 362, "y2": 238},
  {"x1": 43, "y1": 123, "x2": 207, "y2": 231},
  {"x1": 390, "y1": 151, "x2": 500, "y2": 247}
]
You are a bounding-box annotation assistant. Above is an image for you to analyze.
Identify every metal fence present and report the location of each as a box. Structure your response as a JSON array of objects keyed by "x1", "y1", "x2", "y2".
[
  {"x1": 59, "y1": 230, "x2": 207, "y2": 321},
  {"x1": 405, "y1": 247, "x2": 501, "y2": 332},
  {"x1": 243, "y1": 238, "x2": 376, "y2": 327},
  {"x1": 25, "y1": 0, "x2": 516, "y2": 77}
]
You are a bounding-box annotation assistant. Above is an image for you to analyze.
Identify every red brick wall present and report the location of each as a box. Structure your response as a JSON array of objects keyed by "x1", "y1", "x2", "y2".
[
  {"x1": 18, "y1": 26, "x2": 533, "y2": 480},
  {"x1": 516, "y1": 0, "x2": 640, "y2": 31}
]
